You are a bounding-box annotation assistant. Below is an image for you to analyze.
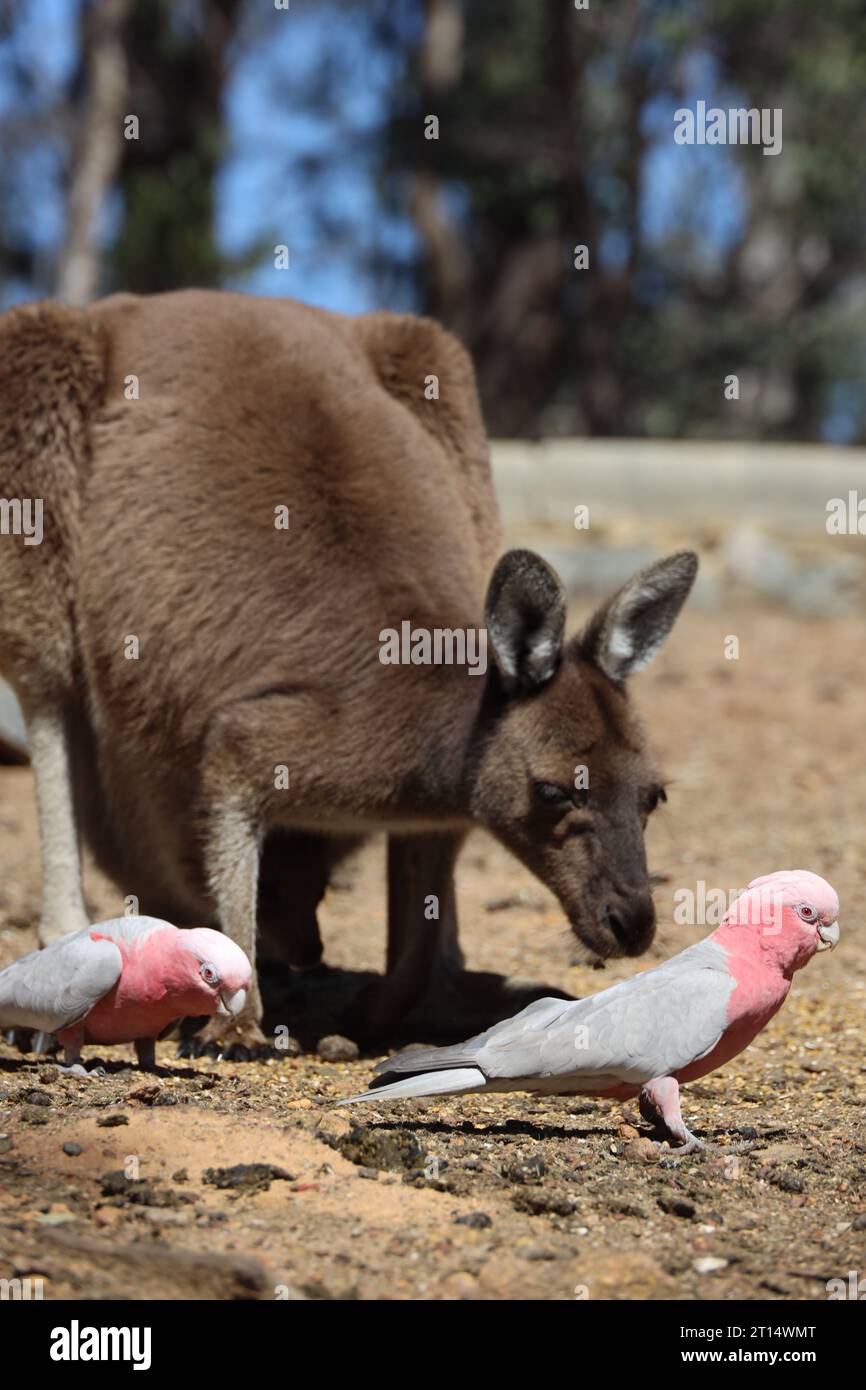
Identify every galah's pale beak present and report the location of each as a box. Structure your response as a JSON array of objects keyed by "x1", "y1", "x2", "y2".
[
  {"x1": 816, "y1": 921, "x2": 839, "y2": 952},
  {"x1": 217, "y1": 988, "x2": 247, "y2": 1016}
]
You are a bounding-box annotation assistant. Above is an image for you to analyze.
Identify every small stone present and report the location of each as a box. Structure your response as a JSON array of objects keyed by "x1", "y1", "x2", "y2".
[
  {"x1": 658, "y1": 1194, "x2": 696, "y2": 1220},
  {"x1": 330, "y1": 1124, "x2": 426, "y2": 1174},
  {"x1": 694, "y1": 1257, "x2": 729, "y2": 1275},
  {"x1": 0, "y1": 1135, "x2": 13, "y2": 1154},
  {"x1": 127, "y1": 1084, "x2": 162, "y2": 1105},
  {"x1": 502, "y1": 1156, "x2": 545, "y2": 1185},
  {"x1": 618, "y1": 1124, "x2": 639, "y2": 1140},
  {"x1": 607, "y1": 1198, "x2": 648, "y2": 1219},
  {"x1": 203, "y1": 1163, "x2": 294, "y2": 1192},
  {"x1": 21, "y1": 1089, "x2": 51, "y2": 1107},
  {"x1": 96, "y1": 1113, "x2": 129, "y2": 1127},
  {"x1": 62, "y1": 1142, "x2": 82, "y2": 1157},
  {"x1": 172, "y1": 1168, "x2": 189, "y2": 1184},
  {"x1": 317, "y1": 1035, "x2": 359, "y2": 1063},
  {"x1": 770, "y1": 1170, "x2": 804, "y2": 1193},
  {"x1": 624, "y1": 1138, "x2": 660, "y2": 1164},
  {"x1": 512, "y1": 1188, "x2": 576, "y2": 1217},
  {"x1": 453, "y1": 1210, "x2": 492, "y2": 1229}
]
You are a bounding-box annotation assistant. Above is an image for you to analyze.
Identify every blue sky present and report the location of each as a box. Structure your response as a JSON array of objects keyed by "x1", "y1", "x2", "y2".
[
  {"x1": 0, "y1": 0, "x2": 418, "y2": 312},
  {"x1": 0, "y1": 0, "x2": 750, "y2": 314},
  {"x1": 3, "y1": 2, "x2": 856, "y2": 441}
]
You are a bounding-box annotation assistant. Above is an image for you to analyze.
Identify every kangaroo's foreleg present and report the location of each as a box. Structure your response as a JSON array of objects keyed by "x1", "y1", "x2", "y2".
[{"x1": 189, "y1": 798, "x2": 267, "y2": 1060}]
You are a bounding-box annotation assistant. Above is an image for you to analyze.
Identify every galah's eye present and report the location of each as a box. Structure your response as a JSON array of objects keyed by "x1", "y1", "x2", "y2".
[
  {"x1": 200, "y1": 962, "x2": 220, "y2": 986},
  {"x1": 795, "y1": 903, "x2": 817, "y2": 923}
]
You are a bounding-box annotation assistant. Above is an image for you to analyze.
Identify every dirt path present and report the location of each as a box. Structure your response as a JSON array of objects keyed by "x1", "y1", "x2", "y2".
[{"x1": 1, "y1": 606, "x2": 864, "y2": 1300}]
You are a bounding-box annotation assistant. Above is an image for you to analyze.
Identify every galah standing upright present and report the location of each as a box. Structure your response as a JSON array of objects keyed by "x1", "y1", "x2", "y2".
[
  {"x1": 0, "y1": 917, "x2": 252, "y2": 1070},
  {"x1": 341, "y1": 870, "x2": 840, "y2": 1152}
]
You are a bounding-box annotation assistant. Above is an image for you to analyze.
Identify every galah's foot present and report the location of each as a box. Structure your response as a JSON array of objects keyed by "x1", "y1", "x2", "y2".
[
  {"x1": 658, "y1": 1134, "x2": 755, "y2": 1167},
  {"x1": 639, "y1": 1077, "x2": 754, "y2": 1163},
  {"x1": 178, "y1": 1014, "x2": 273, "y2": 1062},
  {"x1": 56, "y1": 1062, "x2": 106, "y2": 1079},
  {"x1": 640, "y1": 1075, "x2": 705, "y2": 1156},
  {"x1": 663, "y1": 1133, "x2": 705, "y2": 1156},
  {"x1": 134, "y1": 1038, "x2": 157, "y2": 1070}
]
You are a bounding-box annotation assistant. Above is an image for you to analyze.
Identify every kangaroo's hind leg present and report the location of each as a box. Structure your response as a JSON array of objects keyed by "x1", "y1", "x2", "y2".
[{"x1": 28, "y1": 706, "x2": 88, "y2": 946}]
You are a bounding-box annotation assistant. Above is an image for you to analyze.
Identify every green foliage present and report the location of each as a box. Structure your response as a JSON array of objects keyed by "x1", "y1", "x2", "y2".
[{"x1": 378, "y1": 0, "x2": 866, "y2": 441}]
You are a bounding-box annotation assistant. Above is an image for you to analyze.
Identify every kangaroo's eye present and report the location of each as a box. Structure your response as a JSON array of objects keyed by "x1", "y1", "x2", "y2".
[
  {"x1": 533, "y1": 781, "x2": 571, "y2": 806},
  {"x1": 533, "y1": 781, "x2": 589, "y2": 812},
  {"x1": 795, "y1": 902, "x2": 817, "y2": 923},
  {"x1": 200, "y1": 962, "x2": 220, "y2": 987}
]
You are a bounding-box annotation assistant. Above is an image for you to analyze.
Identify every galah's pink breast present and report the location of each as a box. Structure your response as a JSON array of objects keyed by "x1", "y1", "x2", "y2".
[
  {"x1": 674, "y1": 945, "x2": 790, "y2": 1085},
  {"x1": 79, "y1": 928, "x2": 208, "y2": 1043}
]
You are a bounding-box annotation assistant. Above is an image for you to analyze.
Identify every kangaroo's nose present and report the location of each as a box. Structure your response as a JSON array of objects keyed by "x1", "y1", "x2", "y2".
[{"x1": 603, "y1": 891, "x2": 656, "y2": 956}]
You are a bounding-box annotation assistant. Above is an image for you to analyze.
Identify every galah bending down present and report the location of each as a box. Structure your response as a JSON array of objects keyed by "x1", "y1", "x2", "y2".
[
  {"x1": 341, "y1": 871, "x2": 840, "y2": 1154},
  {"x1": 0, "y1": 917, "x2": 252, "y2": 1072}
]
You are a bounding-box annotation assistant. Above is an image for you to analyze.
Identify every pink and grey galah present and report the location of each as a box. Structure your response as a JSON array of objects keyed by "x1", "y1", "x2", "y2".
[
  {"x1": 341, "y1": 870, "x2": 840, "y2": 1152},
  {"x1": 0, "y1": 916, "x2": 252, "y2": 1071}
]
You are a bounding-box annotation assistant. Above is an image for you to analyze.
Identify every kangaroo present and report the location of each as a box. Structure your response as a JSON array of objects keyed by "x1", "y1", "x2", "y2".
[{"x1": 0, "y1": 290, "x2": 697, "y2": 1055}]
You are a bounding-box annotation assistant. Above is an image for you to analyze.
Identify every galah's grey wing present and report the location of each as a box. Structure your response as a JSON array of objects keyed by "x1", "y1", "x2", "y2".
[
  {"x1": 0, "y1": 930, "x2": 122, "y2": 1033},
  {"x1": 376, "y1": 939, "x2": 734, "y2": 1090},
  {"x1": 514, "y1": 947, "x2": 733, "y2": 1087},
  {"x1": 372, "y1": 995, "x2": 575, "y2": 1082}
]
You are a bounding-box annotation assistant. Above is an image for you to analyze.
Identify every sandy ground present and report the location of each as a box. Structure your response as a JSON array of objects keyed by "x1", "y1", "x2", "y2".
[{"x1": 0, "y1": 605, "x2": 864, "y2": 1301}]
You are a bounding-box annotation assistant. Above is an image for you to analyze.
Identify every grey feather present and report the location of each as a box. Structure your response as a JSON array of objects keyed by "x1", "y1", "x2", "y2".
[
  {"x1": 341, "y1": 1067, "x2": 486, "y2": 1105},
  {"x1": 0, "y1": 916, "x2": 168, "y2": 1034},
  {"x1": 353, "y1": 940, "x2": 734, "y2": 1104}
]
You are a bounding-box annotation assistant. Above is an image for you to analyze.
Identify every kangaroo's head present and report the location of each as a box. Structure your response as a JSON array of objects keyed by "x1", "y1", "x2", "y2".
[{"x1": 470, "y1": 549, "x2": 697, "y2": 960}]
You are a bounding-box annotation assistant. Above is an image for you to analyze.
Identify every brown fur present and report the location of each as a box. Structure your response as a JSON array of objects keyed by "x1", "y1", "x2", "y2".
[{"x1": 0, "y1": 289, "x2": 696, "y2": 1049}]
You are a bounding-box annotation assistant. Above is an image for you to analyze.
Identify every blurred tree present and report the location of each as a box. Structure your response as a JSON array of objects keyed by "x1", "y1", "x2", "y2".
[
  {"x1": 0, "y1": 0, "x2": 58, "y2": 300},
  {"x1": 2, "y1": 0, "x2": 866, "y2": 442},
  {"x1": 108, "y1": 0, "x2": 245, "y2": 292},
  {"x1": 379, "y1": 0, "x2": 866, "y2": 442},
  {"x1": 58, "y1": 0, "x2": 131, "y2": 305}
]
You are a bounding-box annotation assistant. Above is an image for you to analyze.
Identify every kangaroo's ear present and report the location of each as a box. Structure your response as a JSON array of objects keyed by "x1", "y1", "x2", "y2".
[
  {"x1": 485, "y1": 549, "x2": 566, "y2": 694},
  {"x1": 578, "y1": 551, "x2": 698, "y2": 683}
]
